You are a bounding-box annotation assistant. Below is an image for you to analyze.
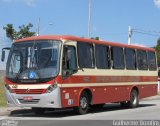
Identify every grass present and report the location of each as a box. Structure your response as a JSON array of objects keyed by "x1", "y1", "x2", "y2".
[{"x1": 0, "y1": 80, "x2": 6, "y2": 107}]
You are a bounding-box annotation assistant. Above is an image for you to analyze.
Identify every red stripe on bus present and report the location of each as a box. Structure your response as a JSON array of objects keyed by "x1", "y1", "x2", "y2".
[
  {"x1": 60, "y1": 76, "x2": 157, "y2": 84},
  {"x1": 5, "y1": 75, "x2": 157, "y2": 85}
]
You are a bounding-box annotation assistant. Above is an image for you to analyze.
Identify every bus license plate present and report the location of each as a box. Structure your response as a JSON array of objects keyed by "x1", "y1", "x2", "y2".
[{"x1": 23, "y1": 96, "x2": 33, "y2": 101}]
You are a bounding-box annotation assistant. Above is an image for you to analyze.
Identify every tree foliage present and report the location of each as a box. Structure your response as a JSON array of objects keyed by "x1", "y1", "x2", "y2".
[
  {"x1": 3, "y1": 24, "x2": 15, "y2": 40},
  {"x1": 155, "y1": 37, "x2": 160, "y2": 67},
  {"x1": 3, "y1": 23, "x2": 35, "y2": 41},
  {"x1": 157, "y1": 38, "x2": 160, "y2": 46},
  {"x1": 91, "y1": 37, "x2": 99, "y2": 40}
]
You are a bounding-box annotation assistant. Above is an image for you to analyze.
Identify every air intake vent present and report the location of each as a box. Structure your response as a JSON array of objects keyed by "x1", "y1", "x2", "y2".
[
  {"x1": 13, "y1": 89, "x2": 45, "y2": 94},
  {"x1": 18, "y1": 99, "x2": 40, "y2": 104}
]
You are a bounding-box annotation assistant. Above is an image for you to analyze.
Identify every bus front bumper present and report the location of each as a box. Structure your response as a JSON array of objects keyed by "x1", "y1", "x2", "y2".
[{"x1": 5, "y1": 87, "x2": 62, "y2": 108}]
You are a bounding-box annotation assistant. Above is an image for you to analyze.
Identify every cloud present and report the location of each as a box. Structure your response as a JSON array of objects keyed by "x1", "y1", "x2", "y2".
[
  {"x1": 1, "y1": 0, "x2": 36, "y2": 7},
  {"x1": 154, "y1": 0, "x2": 160, "y2": 8}
]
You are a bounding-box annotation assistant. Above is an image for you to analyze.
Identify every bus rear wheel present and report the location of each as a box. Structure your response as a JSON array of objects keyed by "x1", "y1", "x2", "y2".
[
  {"x1": 120, "y1": 89, "x2": 139, "y2": 108},
  {"x1": 128, "y1": 89, "x2": 139, "y2": 108},
  {"x1": 74, "y1": 91, "x2": 89, "y2": 115},
  {"x1": 32, "y1": 107, "x2": 46, "y2": 115}
]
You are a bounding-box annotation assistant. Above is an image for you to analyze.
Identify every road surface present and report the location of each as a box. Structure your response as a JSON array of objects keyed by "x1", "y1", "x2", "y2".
[{"x1": 0, "y1": 98, "x2": 160, "y2": 126}]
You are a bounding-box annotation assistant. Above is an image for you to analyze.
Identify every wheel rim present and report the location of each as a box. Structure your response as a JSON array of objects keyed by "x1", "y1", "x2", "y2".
[
  {"x1": 132, "y1": 93, "x2": 137, "y2": 105},
  {"x1": 80, "y1": 97, "x2": 88, "y2": 109}
]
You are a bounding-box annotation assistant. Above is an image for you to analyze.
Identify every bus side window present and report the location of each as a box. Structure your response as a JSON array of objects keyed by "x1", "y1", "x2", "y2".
[
  {"x1": 137, "y1": 50, "x2": 148, "y2": 70},
  {"x1": 77, "y1": 42, "x2": 95, "y2": 68},
  {"x1": 148, "y1": 51, "x2": 157, "y2": 70},
  {"x1": 62, "y1": 46, "x2": 77, "y2": 78},
  {"x1": 125, "y1": 48, "x2": 136, "y2": 70},
  {"x1": 111, "y1": 47, "x2": 125, "y2": 69},
  {"x1": 95, "y1": 44, "x2": 110, "y2": 69}
]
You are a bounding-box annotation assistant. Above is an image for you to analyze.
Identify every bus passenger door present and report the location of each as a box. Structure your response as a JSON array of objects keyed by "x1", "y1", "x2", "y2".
[
  {"x1": 62, "y1": 45, "x2": 77, "y2": 79},
  {"x1": 61, "y1": 45, "x2": 79, "y2": 107}
]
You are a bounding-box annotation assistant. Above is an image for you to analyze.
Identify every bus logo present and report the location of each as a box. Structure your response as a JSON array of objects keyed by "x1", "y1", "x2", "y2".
[
  {"x1": 26, "y1": 88, "x2": 30, "y2": 93},
  {"x1": 12, "y1": 85, "x2": 18, "y2": 89}
]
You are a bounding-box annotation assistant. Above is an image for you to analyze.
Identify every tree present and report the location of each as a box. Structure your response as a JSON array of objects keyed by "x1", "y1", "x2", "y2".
[
  {"x1": 3, "y1": 23, "x2": 35, "y2": 41},
  {"x1": 16, "y1": 23, "x2": 35, "y2": 39},
  {"x1": 154, "y1": 46, "x2": 160, "y2": 67},
  {"x1": 157, "y1": 38, "x2": 160, "y2": 46},
  {"x1": 155, "y1": 37, "x2": 160, "y2": 67},
  {"x1": 91, "y1": 37, "x2": 100, "y2": 40},
  {"x1": 3, "y1": 24, "x2": 15, "y2": 40}
]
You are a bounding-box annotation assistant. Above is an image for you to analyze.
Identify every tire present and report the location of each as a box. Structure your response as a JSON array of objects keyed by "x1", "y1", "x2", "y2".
[
  {"x1": 128, "y1": 90, "x2": 139, "y2": 108},
  {"x1": 120, "y1": 90, "x2": 139, "y2": 108},
  {"x1": 32, "y1": 107, "x2": 46, "y2": 115},
  {"x1": 74, "y1": 91, "x2": 89, "y2": 115}
]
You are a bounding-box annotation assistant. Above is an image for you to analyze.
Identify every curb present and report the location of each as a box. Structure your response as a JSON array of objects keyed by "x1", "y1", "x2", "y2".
[
  {"x1": 0, "y1": 108, "x2": 10, "y2": 116},
  {"x1": 0, "y1": 111, "x2": 9, "y2": 116},
  {"x1": 0, "y1": 107, "x2": 29, "y2": 116}
]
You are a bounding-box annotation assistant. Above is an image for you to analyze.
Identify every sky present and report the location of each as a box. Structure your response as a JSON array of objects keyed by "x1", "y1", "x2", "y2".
[{"x1": 0, "y1": 0, "x2": 160, "y2": 69}]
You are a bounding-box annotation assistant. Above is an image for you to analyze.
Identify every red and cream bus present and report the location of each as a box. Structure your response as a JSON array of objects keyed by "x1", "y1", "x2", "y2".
[{"x1": 1, "y1": 35, "x2": 158, "y2": 114}]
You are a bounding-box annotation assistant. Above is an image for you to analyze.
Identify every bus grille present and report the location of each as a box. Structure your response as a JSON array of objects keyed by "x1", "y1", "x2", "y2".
[
  {"x1": 18, "y1": 99, "x2": 40, "y2": 104},
  {"x1": 13, "y1": 89, "x2": 45, "y2": 94}
]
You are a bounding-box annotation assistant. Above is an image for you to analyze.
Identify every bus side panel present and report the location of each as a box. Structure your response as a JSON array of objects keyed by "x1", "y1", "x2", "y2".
[
  {"x1": 60, "y1": 84, "x2": 157, "y2": 108},
  {"x1": 60, "y1": 85, "x2": 131, "y2": 108},
  {"x1": 137, "y1": 84, "x2": 158, "y2": 99},
  {"x1": 91, "y1": 85, "x2": 130, "y2": 104},
  {"x1": 60, "y1": 87, "x2": 80, "y2": 108}
]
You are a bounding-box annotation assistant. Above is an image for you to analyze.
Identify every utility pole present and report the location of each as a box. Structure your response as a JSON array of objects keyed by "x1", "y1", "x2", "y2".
[
  {"x1": 36, "y1": 17, "x2": 40, "y2": 36},
  {"x1": 128, "y1": 26, "x2": 132, "y2": 45},
  {"x1": 88, "y1": 0, "x2": 91, "y2": 38}
]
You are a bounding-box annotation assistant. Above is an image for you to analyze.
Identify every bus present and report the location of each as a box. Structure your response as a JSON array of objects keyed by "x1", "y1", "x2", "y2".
[{"x1": 1, "y1": 35, "x2": 158, "y2": 115}]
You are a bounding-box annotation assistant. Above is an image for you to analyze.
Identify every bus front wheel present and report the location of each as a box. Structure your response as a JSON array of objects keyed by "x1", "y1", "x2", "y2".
[{"x1": 74, "y1": 91, "x2": 89, "y2": 115}]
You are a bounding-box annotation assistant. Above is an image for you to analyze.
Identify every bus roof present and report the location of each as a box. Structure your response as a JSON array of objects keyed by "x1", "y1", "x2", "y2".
[{"x1": 15, "y1": 35, "x2": 155, "y2": 52}]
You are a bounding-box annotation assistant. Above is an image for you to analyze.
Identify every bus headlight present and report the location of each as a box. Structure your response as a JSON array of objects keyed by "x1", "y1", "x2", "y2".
[
  {"x1": 46, "y1": 84, "x2": 57, "y2": 93},
  {"x1": 5, "y1": 84, "x2": 13, "y2": 93}
]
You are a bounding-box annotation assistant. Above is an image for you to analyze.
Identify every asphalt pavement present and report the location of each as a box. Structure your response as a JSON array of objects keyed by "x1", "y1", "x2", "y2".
[
  {"x1": 1, "y1": 96, "x2": 160, "y2": 126},
  {"x1": 0, "y1": 95, "x2": 160, "y2": 116}
]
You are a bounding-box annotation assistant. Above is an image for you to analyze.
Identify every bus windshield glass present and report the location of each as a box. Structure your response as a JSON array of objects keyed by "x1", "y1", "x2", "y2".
[{"x1": 6, "y1": 40, "x2": 61, "y2": 83}]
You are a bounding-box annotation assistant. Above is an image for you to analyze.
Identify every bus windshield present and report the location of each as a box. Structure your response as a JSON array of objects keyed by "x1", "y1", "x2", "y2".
[{"x1": 6, "y1": 40, "x2": 61, "y2": 83}]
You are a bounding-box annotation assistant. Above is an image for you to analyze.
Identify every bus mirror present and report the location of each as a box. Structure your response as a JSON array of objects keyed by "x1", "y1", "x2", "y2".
[
  {"x1": 1, "y1": 50, "x2": 5, "y2": 62},
  {"x1": 1, "y1": 47, "x2": 11, "y2": 62}
]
